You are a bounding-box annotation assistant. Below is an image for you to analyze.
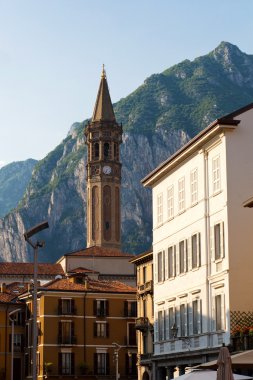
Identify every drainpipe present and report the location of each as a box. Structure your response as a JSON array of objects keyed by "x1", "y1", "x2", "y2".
[{"x1": 204, "y1": 150, "x2": 211, "y2": 346}]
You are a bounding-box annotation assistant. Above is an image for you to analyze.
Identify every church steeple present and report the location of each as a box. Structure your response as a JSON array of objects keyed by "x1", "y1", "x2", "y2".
[
  {"x1": 92, "y1": 65, "x2": 116, "y2": 123},
  {"x1": 85, "y1": 68, "x2": 122, "y2": 249}
]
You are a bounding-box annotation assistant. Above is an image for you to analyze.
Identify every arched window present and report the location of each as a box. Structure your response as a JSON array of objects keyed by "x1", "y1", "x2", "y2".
[
  {"x1": 94, "y1": 143, "x2": 99, "y2": 159},
  {"x1": 104, "y1": 143, "x2": 110, "y2": 159}
]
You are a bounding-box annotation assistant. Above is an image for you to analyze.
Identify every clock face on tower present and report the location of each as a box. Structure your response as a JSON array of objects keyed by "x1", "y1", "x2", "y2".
[{"x1": 103, "y1": 165, "x2": 112, "y2": 175}]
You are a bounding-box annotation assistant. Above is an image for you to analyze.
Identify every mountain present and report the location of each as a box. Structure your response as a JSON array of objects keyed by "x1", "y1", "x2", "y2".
[
  {"x1": 0, "y1": 41, "x2": 253, "y2": 262},
  {"x1": 0, "y1": 159, "x2": 37, "y2": 218}
]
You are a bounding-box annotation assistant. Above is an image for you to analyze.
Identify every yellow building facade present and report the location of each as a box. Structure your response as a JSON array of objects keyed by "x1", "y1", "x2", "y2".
[{"x1": 130, "y1": 251, "x2": 153, "y2": 380}]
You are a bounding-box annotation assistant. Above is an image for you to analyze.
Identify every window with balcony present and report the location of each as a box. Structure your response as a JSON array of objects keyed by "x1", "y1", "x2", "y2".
[
  {"x1": 58, "y1": 352, "x2": 74, "y2": 375},
  {"x1": 94, "y1": 322, "x2": 108, "y2": 338},
  {"x1": 178, "y1": 177, "x2": 185, "y2": 212},
  {"x1": 167, "y1": 185, "x2": 174, "y2": 219},
  {"x1": 168, "y1": 307, "x2": 175, "y2": 339},
  {"x1": 192, "y1": 299, "x2": 202, "y2": 335},
  {"x1": 9, "y1": 334, "x2": 24, "y2": 352},
  {"x1": 94, "y1": 299, "x2": 108, "y2": 317},
  {"x1": 214, "y1": 294, "x2": 225, "y2": 331},
  {"x1": 158, "y1": 310, "x2": 165, "y2": 341},
  {"x1": 212, "y1": 155, "x2": 221, "y2": 193}
]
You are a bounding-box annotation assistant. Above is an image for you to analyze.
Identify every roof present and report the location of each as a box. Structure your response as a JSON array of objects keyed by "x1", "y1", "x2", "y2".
[
  {"x1": 243, "y1": 196, "x2": 253, "y2": 208},
  {"x1": 0, "y1": 282, "x2": 28, "y2": 303},
  {"x1": 196, "y1": 349, "x2": 253, "y2": 369},
  {"x1": 0, "y1": 262, "x2": 64, "y2": 276},
  {"x1": 129, "y1": 249, "x2": 153, "y2": 264},
  {"x1": 67, "y1": 267, "x2": 99, "y2": 274},
  {"x1": 92, "y1": 66, "x2": 116, "y2": 122},
  {"x1": 62, "y1": 246, "x2": 134, "y2": 258},
  {"x1": 43, "y1": 278, "x2": 136, "y2": 294},
  {"x1": 142, "y1": 102, "x2": 253, "y2": 187}
]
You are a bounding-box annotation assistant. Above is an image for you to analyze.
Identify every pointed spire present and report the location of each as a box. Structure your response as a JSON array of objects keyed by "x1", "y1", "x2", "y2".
[{"x1": 92, "y1": 65, "x2": 116, "y2": 123}]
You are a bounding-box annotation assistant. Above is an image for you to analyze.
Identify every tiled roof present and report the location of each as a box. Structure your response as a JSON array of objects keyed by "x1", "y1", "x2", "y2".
[
  {"x1": 0, "y1": 282, "x2": 29, "y2": 303},
  {"x1": 65, "y1": 246, "x2": 134, "y2": 258},
  {"x1": 0, "y1": 263, "x2": 64, "y2": 276},
  {"x1": 43, "y1": 278, "x2": 136, "y2": 294}
]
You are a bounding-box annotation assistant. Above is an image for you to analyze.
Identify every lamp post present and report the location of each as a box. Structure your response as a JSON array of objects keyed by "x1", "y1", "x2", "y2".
[
  {"x1": 112, "y1": 342, "x2": 121, "y2": 380},
  {"x1": 24, "y1": 221, "x2": 49, "y2": 380},
  {"x1": 9, "y1": 308, "x2": 22, "y2": 380}
]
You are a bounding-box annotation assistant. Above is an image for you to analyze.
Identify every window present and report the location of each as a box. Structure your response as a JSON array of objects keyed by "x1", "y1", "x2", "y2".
[
  {"x1": 158, "y1": 310, "x2": 164, "y2": 341},
  {"x1": 95, "y1": 322, "x2": 108, "y2": 338},
  {"x1": 128, "y1": 323, "x2": 137, "y2": 345},
  {"x1": 143, "y1": 299, "x2": 147, "y2": 318},
  {"x1": 191, "y1": 233, "x2": 201, "y2": 269},
  {"x1": 212, "y1": 155, "x2": 221, "y2": 193},
  {"x1": 143, "y1": 266, "x2": 146, "y2": 284},
  {"x1": 192, "y1": 299, "x2": 202, "y2": 335},
  {"x1": 9, "y1": 334, "x2": 24, "y2": 352},
  {"x1": 124, "y1": 301, "x2": 137, "y2": 317},
  {"x1": 178, "y1": 177, "x2": 185, "y2": 212},
  {"x1": 59, "y1": 298, "x2": 75, "y2": 315},
  {"x1": 157, "y1": 193, "x2": 163, "y2": 225},
  {"x1": 157, "y1": 251, "x2": 164, "y2": 282},
  {"x1": 94, "y1": 300, "x2": 108, "y2": 317},
  {"x1": 126, "y1": 353, "x2": 137, "y2": 375},
  {"x1": 168, "y1": 307, "x2": 175, "y2": 339},
  {"x1": 179, "y1": 240, "x2": 187, "y2": 274},
  {"x1": 168, "y1": 246, "x2": 175, "y2": 278},
  {"x1": 180, "y1": 304, "x2": 187, "y2": 337},
  {"x1": 215, "y1": 294, "x2": 225, "y2": 331},
  {"x1": 190, "y1": 168, "x2": 198, "y2": 204},
  {"x1": 59, "y1": 352, "x2": 74, "y2": 375},
  {"x1": 104, "y1": 142, "x2": 110, "y2": 158},
  {"x1": 58, "y1": 321, "x2": 75, "y2": 344},
  {"x1": 95, "y1": 353, "x2": 109, "y2": 375},
  {"x1": 167, "y1": 185, "x2": 174, "y2": 219},
  {"x1": 94, "y1": 143, "x2": 99, "y2": 160},
  {"x1": 211, "y1": 222, "x2": 224, "y2": 261}
]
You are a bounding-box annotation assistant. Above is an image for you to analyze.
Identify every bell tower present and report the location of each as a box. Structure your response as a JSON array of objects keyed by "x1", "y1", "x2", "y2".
[{"x1": 85, "y1": 67, "x2": 122, "y2": 249}]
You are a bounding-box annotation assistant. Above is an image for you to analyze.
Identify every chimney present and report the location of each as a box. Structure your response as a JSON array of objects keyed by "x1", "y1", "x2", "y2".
[{"x1": 1, "y1": 283, "x2": 6, "y2": 293}]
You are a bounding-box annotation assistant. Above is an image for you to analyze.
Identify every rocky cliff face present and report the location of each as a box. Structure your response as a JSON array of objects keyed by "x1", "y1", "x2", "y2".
[{"x1": 0, "y1": 42, "x2": 253, "y2": 262}]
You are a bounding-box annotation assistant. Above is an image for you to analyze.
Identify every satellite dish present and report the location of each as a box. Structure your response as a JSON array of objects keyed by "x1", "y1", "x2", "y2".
[{"x1": 55, "y1": 275, "x2": 62, "y2": 280}]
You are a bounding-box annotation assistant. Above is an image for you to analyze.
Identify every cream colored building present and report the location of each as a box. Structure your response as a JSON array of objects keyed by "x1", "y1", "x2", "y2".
[
  {"x1": 142, "y1": 103, "x2": 253, "y2": 379},
  {"x1": 130, "y1": 251, "x2": 153, "y2": 380}
]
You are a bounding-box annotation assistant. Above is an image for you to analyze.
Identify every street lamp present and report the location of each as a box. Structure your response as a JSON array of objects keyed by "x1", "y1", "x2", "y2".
[
  {"x1": 9, "y1": 308, "x2": 22, "y2": 380},
  {"x1": 112, "y1": 342, "x2": 121, "y2": 380},
  {"x1": 24, "y1": 221, "x2": 49, "y2": 380}
]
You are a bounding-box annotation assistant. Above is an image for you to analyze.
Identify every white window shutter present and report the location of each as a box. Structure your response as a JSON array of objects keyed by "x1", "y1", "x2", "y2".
[
  {"x1": 221, "y1": 294, "x2": 225, "y2": 330},
  {"x1": 175, "y1": 245, "x2": 179, "y2": 276},
  {"x1": 165, "y1": 309, "x2": 169, "y2": 340},
  {"x1": 197, "y1": 299, "x2": 202, "y2": 334},
  {"x1": 154, "y1": 253, "x2": 157, "y2": 283},
  {"x1": 188, "y1": 237, "x2": 192, "y2": 271},
  {"x1": 220, "y1": 222, "x2": 225, "y2": 258},
  {"x1": 164, "y1": 249, "x2": 168, "y2": 280},
  {"x1": 210, "y1": 226, "x2": 214, "y2": 261},
  {"x1": 184, "y1": 239, "x2": 188, "y2": 272},
  {"x1": 176, "y1": 306, "x2": 180, "y2": 336},
  {"x1": 188, "y1": 302, "x2": 193, "y2": 335}
]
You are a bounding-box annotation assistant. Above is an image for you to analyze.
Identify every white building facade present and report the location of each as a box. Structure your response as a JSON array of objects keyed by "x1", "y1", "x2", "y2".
[{"x1": 142, "y1": 103, "x2": 253, "y2": 379}]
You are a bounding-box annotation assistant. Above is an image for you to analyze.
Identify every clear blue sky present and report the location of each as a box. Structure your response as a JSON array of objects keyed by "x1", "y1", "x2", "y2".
[{"x1": 0, "y1": 0, "x2": 252, "y2": 167}]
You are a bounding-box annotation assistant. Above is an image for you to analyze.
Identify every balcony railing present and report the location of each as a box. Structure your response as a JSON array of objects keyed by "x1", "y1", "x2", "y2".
[
  {"x1": 58, "y1": 335, "x2": 77, "y2": 345},
  {"x1": 140, "y1": 353, "x2": 153, "y2": 362},
  {"x1": 135, "y1": 317, "x2": 150, "y2": 332},
  {"x1": 137, "y1": 280, "x2": 153, "y2": 295}
]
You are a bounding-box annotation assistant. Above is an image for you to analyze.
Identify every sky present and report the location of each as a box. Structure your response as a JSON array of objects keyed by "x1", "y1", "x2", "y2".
[{"x1": 0, "y1": 0, "x2": 252, "y2": 168}]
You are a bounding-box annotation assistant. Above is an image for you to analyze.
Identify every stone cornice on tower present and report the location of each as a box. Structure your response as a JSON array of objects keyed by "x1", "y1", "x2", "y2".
[{"x1": 92, "y1": 66, "x2": 116, "y2": 123}]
